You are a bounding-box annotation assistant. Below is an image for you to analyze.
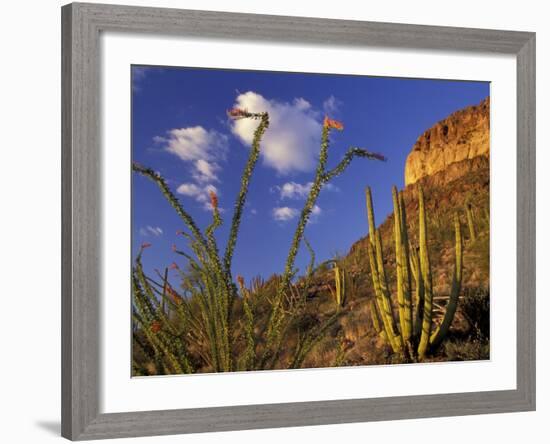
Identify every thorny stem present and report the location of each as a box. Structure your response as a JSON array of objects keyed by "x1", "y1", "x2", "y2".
[
  {"x1": 132, "y1": 163, "x2": 209, "y2": 252},
  {"x1": 262, "y1": 124, "x2": 386, "y2": 363},
  {"x1": 224, "y1": 112, "x2": 269, "y2": 278},
  {"x1": 132, "y1": 111, "x2": 387, "y2": 374}
]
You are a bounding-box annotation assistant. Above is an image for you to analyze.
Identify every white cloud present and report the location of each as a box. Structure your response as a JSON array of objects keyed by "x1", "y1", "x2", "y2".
[
  {"x1": 271, "y1": 204, "x2": 322, "y2": 223},
  {"x1": 193, "y1": 159, "x2": 220, "y2": 183},
  {"x1": 139, "y1": 225, "x2": 163, "y2": 237},
  {"x1": 323, "y1": 95, "x2": 342, "y2": 115},
  {"x1": 177, "y1": 183, "x2": 219, "y2": 211},
  {"x1": 156, "y1": 126, "x2": 227, "y2": 184},
  {"x1": 273, "y1": 181, "x2": 339, "y2": 200},
  {"x1": 277, "y1": 181, "x2": 313, "y2": 200},
  {"x1": 272, "y1": 206, "x2": 299, "y2": 222},
  {"x1": 230, "y1": 91, "x2": 322, "y2": 174},
  {"x1": 162, "y1": 126, "x2": 227, "y2": 163},
  {"x1": 293, "y1": 97, "x2": 312, "y2": 111},
  {"x1": 155, "y1": 125, "x2": 228, "y2": 211},
  {"x1": 176, "y1": 183, "x2": 202, "y2": 198}
]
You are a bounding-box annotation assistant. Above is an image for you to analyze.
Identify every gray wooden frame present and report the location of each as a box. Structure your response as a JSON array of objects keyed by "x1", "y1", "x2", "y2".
[{"x1": 61, "y1": 2, "x2": 536, "y2": 440}]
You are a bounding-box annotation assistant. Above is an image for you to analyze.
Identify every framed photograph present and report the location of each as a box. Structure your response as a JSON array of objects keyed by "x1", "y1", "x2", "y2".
[{"x1": 61, "y1": 2, "x2": 535, "y2": 440}]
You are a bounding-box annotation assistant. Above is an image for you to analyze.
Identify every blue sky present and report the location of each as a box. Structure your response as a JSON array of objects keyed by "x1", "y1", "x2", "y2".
[{"x1": 132, "y1": 65, "x2": 489, "y2": 283}]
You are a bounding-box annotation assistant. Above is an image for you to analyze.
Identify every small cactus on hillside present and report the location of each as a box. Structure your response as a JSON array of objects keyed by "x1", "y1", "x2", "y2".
[
  {"x1": 329, "y1": 264, "x2": 346, "y2": 309},
  {"x1": 466, "y1": 201, "x2": 477, "y2": 241}
]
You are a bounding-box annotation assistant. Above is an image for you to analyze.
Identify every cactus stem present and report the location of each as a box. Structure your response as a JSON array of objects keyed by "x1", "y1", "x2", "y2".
[
  {"x1": 417, "y1": 186, "x2": 434, "y2": 359},
  {"x1": 430, "y1": 212, "x2": 463, "y2": 349}
]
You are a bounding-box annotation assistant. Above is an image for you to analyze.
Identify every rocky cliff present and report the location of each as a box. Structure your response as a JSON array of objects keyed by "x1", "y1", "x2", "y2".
[
  {"x1": 404, "y1": 97, "x2": 490, "y2": 186},
  {"x1": 343, "y1": 96, "x2": 491, "y2": 294},
  {"x1": 300, "y1": 98, "x2": 491, "y2": 366}
]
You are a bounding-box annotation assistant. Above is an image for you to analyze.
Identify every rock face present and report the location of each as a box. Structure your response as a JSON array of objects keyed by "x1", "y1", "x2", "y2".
[
  {"x1": 404, "y1": 97, "x2": 490, "y2": 186},
  {"x1": 344, "y1": 97, "x2": 491, "y2": 293}
]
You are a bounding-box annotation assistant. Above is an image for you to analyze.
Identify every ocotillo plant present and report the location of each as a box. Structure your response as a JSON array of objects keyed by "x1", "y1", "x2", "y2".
[
  {"x1": 365, "y1": 185, "x2": 463, "y2": 360},
  {"x1": 132, "y1": 243, "x2": 193, "y2": 374},
  {"x1": 132, "y1": 108, "x2": 387, "y2": 374},
  {"x1": 133, "y1": 109, "x2": 269, "y2": 373},
  {"x1": 259, "y1": 116, "x2": 387, "y2": 369},
  {"x1": 236, "y1": 275, "x2": 255, "y2": 371}
]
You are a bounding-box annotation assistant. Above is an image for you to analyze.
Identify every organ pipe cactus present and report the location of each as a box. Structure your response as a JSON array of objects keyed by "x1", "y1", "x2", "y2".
[
  {"x1": 365, "y1": 188, "x2": 402, "y2": 354},
  {"x1": 369, "y1": 300, "x2": 387, "y2": 342},
  {"x1": 416, "y1": 186, "x2": 435, "y2": 358},
  {"x1": 429, "y1": 212, "x2": 463, "y2": 350},
  {"x1": 365, "y1": 185, "x2": 463, "y2": 360},
  {"x1": 392, "y1": 187, "x2": 413, "y2": 346}
]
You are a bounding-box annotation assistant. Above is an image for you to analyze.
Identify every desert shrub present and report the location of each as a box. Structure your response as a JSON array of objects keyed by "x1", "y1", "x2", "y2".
[
  {"x1": 444, "y1": 339, "x2": 490, "y2": 361},
  {"x1": 460, "y1": 286, "x2": 490, "y2": 340}
]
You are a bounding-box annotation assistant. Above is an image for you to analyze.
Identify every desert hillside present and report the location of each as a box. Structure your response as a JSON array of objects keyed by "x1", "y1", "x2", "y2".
[
  {"x1": 289, "y1": 97, "x2": 491, "y2": 367},
  {"x1": 133, "y1": 97, "x2": 491, "y2": 374},
  {"x1": 347, "y1": 97, "x2": 490, "y2": 291}
]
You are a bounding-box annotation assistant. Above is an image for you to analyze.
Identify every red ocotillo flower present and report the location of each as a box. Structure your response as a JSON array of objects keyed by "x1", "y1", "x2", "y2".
[
  {"x1": 141, "y1": 242, "x2": 152, "y2": 250},
  {"x1": 166, "y1": 287, "x2": 183, "y2": 305},
  {"x1": 151, "y1": 320, "x2": 162, "y2": 334},
  {"x1": 236, "y1": 275, "x2": 245, "y2": 290},
  {"x1": 171, "y1": 243, "x2": 177, "y2": 252},
  {"x1": 227, "y1": 107, "x2": 266, "y2": 120},
  {"x1": 209, "y1": 190, "x2": 219, "y2": 211},
  {"x1": 323, "y1": 116, "x2": 344, "y2": 131},
  {"x1": 227, "y1": 108, "x2": 250, "y2": 120},
  {"x1": 169, "y1": 262, "x2": 179, "y2": 270},
  {"x1": 175, "y1": 230, "x2": 184, "y2": 236}
]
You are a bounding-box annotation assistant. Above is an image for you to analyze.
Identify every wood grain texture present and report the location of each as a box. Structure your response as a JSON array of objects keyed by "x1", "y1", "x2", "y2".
[
  {"x1": 61, "y1": 4, "x2": 74, "y2": 438},
  {"x1": 62, "y1": 3, "x2": 101, "y2": 439},
  {"x1": 74, "y1": 2, "x2": 532, "y2": 53},
  {"x1": 516, "y1": 34, "x2": 536, "y2": 410},
  {"x1": 61, "y1": 2, "x2": 536, "y2": 440}
]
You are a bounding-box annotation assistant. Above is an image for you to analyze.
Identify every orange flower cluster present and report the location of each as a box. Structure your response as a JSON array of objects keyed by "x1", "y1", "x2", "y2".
[
  {"x1": 236, "y1": 275, "x2": 245, "y2": 290},
  {"x1": 169, "y1": 262, "x2": 179, "y2": 270},
  {"x1": 323, "y1": 116, "x2": 344, "y2": 131},
  {"x1": 166, "y1": 287, "x2": 183, "y2": 305},
  {"x1": 209, "y1": 190, "x2": 219, "y2": 211},
  {"x1": 227, "y1": 108, "x2": 250, "y2": 120},
  {"x1": 141, "y1": 242, "x2": 152, "y2": 249},
  {"x1": 151, "y1": 320, "x2": 162, "y2": 333}
]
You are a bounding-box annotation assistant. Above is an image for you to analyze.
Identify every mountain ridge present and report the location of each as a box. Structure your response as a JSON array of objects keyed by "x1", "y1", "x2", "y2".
[{"x1": 404, "y1": 97, "x2": 489, "y2": 186}]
